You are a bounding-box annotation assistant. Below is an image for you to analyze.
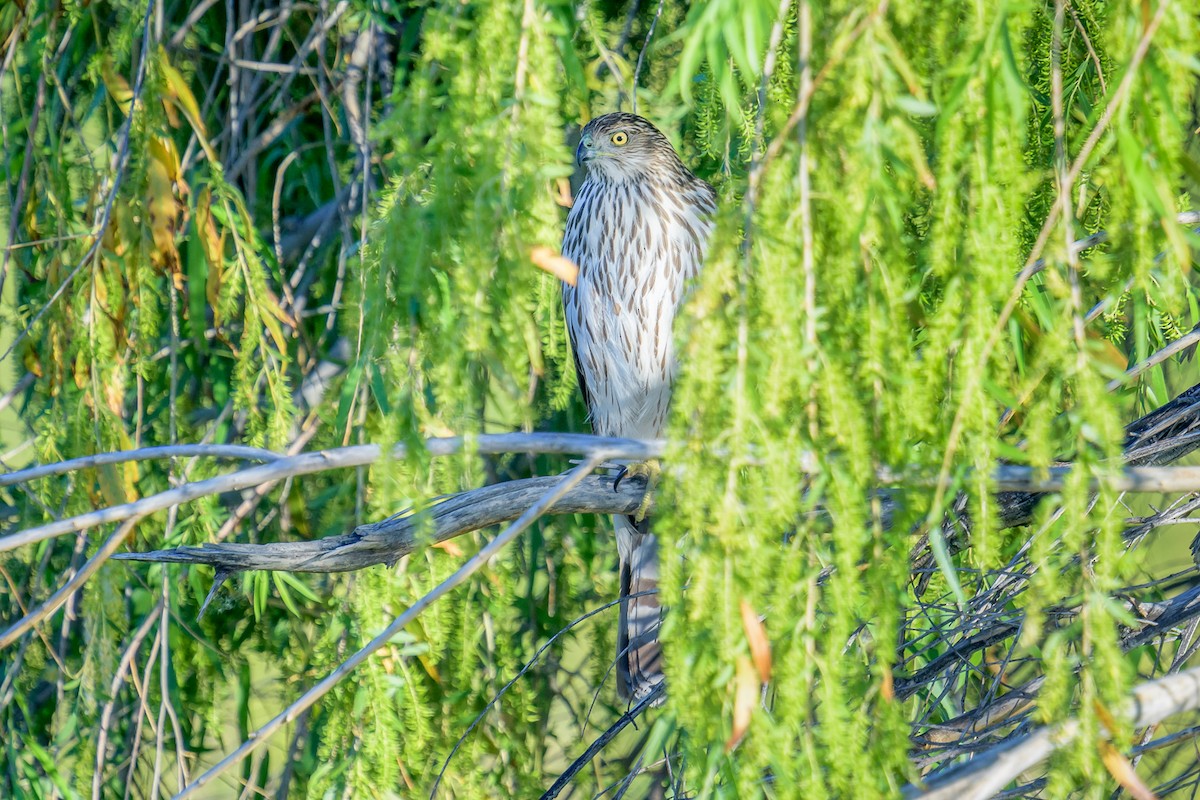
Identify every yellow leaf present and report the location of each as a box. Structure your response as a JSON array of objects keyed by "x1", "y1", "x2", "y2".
[
  {"x1": 1086, "y1": 329, "x2": 1128, "y2": 372},
  {"x1": 194, "y1": 188, "x2": 222, "y2": 264},
  {"x1": 417, "y1": 653, "x2": 442, "y2": 684},
  {"x1": 261, "y1": 307, "x2": 288, "y2": 354},
  {"x1": 104, "y1": 371, "x2": 125, "y2": 417},
  {"x1": 739, "y1": 599, "x2": 772, "y2": 684},
  {"x1": 1099, "y1": 741, "x2": 1157, "y2": 800},
  {"x1": 258, "y1": 291, "x2": 294, "y2": 353},
  {"x1": 726, "y1": 656, "x2": 759, "y2": 752},
  {"x1": 553, "y1": 177, "x2": 574, "y2": 208},
  {"x1": 147, "y1": 136, "x2": 182, "y2": 183},
  {"x1": 97, "y1": 463, "x2": 131, "y2": 506},
  {"x1": 530, "y1": 246, "x2": 579, "y2": 286},
  {"x1": 145, "y1": 144, "x2": 182, "y2": 282},
  {"x1": 880, "y1": 661, "x2": 895, "y2": 702},
  {"x1": 195, "y1": 188, "x2": 226, "y2": 319},
  {"x1": 73, "y1": 349, "x2": 90, "y2": 390},
  {"x1": 102, "y1": 200, "x2": 133, "y2": 259},
  {"x1": 23, "y1": 346, "x2": 42, "y2": 379},
  {"x1": 99, "y1": 56, "x2": 133, "y2": 115},
  {"x1": 161, "y1": 92, "x2": 181, "y2": 128},
  {"x1": 433, "y1": 540, "x2": 465, "y2": 557},
  {"x1": 263, "y1": 290, "x2": 298, "y2": 328},
  {"x1": 117, "y1": 428, "x2": 140, "y2": 499},
  {"x1": 158, "y1": 48, "x2": 208, "y2": 137}
]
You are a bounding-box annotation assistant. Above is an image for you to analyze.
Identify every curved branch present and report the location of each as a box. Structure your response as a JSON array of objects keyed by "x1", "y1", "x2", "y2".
[
  {"x1": 0, "y1": 433, "x2": 664, "y2": 554},
  {"x1": 12, "y1": 374, "x2": 1200, "y2": 564},
  {"x1": 906, "y1": 665, "x2": 1200, "y2": 799},
  {"x1": 113, "y1": 474, "x2": 651, "y2": 573},
  {"x1": 0, "y1": 445, "x2": 383, "y2": 554}
]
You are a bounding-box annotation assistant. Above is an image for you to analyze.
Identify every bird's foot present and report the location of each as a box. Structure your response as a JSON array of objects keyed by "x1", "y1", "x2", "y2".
[{"x1": 613, "y1": 459, "x2": 661, "y2": 524}]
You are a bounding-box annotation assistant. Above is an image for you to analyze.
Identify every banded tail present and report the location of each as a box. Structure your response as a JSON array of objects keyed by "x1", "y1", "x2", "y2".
[{"x1": 615, "y1": 515, "x2": 665, "y2": 705}]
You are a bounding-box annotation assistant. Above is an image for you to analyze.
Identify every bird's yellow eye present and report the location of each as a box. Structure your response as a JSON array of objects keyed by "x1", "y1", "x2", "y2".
[{"x1": 611, "y1": 132, "x2": 628, "y2": 146}]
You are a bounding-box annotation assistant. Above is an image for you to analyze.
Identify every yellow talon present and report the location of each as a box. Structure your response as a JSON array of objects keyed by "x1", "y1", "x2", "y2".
[{"x1": 614, "y1": 459, "x2": 661, "y2": 524}]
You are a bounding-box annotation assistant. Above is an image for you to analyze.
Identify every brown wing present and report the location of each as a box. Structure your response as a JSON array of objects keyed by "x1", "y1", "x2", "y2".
[
  {"x1": 561, "y1": 180, "x2": 595, "y2": 420},
  {"x1": 565, "y1": 310, "x2": 593, "y2": 417}
]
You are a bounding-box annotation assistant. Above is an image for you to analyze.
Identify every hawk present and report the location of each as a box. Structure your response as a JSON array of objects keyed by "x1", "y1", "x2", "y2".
[{"x1": 562, "y1": 112, "x2": 716, "y2": 704}]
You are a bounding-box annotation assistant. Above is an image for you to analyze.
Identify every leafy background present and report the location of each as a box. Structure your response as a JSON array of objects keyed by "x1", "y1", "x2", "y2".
[{"x1": 2, "y1": 0, "x2": 1200, "y2": 797}]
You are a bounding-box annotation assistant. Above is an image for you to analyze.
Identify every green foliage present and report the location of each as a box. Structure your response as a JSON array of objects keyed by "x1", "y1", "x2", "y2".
[{"x1": 2, "y1": 0, "x2": 1200, "y2": 798}]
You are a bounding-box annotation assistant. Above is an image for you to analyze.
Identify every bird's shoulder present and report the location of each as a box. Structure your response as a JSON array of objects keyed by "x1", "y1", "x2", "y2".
[{"x1": 689, "y1": 176, "x2": 717, "y2": 215}]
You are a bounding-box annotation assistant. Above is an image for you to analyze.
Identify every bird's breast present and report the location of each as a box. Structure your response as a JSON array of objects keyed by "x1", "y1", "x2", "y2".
[{"x1": 561, "y1": 177, "x2": 713, "y2": 438}]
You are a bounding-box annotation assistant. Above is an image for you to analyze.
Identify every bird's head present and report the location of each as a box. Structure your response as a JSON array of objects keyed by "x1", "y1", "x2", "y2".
[{"x1": 575, "y1": 112, "x2": 686, "y2": 182}]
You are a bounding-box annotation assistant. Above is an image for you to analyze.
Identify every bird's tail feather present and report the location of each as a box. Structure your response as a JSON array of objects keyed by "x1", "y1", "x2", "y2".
[{"x1": 615, "y1": 514, "x2": 664, "y2": 705}]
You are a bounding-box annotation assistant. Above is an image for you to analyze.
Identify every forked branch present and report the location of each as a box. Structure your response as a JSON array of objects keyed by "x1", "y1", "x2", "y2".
[{"x1": 906, "y1": 665, "x2": 1200, "y2": 800}]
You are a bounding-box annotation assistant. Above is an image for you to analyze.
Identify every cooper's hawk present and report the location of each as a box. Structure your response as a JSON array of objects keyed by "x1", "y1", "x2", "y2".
[{"x1": 562, "y1": 112, "x2": 716, "y2": 704}]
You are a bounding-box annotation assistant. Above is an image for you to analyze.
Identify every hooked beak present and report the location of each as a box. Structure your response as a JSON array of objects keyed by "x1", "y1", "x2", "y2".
[{"x1": 575, "y1": 134, "x2": 593, "y2": 167}]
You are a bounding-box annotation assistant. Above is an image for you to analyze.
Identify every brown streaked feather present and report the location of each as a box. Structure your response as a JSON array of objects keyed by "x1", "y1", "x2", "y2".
[{"x1": 565, "y1": 310, "x2": 592, "y2": 416}]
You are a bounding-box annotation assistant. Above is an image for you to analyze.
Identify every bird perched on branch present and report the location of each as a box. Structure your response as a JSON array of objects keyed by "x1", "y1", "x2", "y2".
[{"x1": 562, "y1": 112, "x2": 716, "y2": 705}]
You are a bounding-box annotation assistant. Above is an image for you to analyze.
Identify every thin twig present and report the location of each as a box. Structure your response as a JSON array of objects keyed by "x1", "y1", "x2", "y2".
[
  {"x1": 0, "y1": 513, "x2": 149, "y2": 648},
  {"x1": 13, "y1": 413, "x2": 1200, "y2": 564},
  {"x1": 0, "y1": 372, "x2": 33, "y2": 416},
  {"x1": 748, "y1": 1, "x2": 887, "y2": 207},
  {"x1": 92, "y1": 600, "x2": 163, "y2": 799},
  {"x1": 211, "y1": 424, "x2": 319, "y2": 543},
  {"x1": 539, "y1": 684, "x2": 666, "y2": 800},
  {"x1": 1109, "y1": 325, "x2": 1200, "y2": 392},
  {"x1": 0, "y1": 444, "x2": 285, "y2": 487},
  {"x1": 430, "y1": 592, "x2": 650, "y2": 798},
  {"x1": 0, "y1": 445, "x2": 382, "y2": 554},
  {"x1": 1, "y1": 36, "x2": 46, "y2": 304},
  {"x1": 797, "y1": 0, "x2": 817, "y2": 438},
  {"x1": 629, "y1": 0, "x2": 664, "y2": 116},
  {"x1": 174, "y1": 452, "x2": 612, "y2": 798},
  {"x1": 906, "y1": 665, "x2": 1200, "y2": 799},
  {"x1": 1067, "y1": 0, "x2": 1106, "y2": 93}
]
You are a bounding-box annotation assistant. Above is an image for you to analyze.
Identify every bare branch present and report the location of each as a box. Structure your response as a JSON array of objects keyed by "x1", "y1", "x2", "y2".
[
  {"x1": 0, "y1": 445, "x2": 382, "y2": 554},
  {"x1": 0, "y1": 433, "x2": 664, "y2": 554},
  {"x1": 11, "y1": 376, "x2": 1200, "y2": 572},
  {"x1": 1110, "y1": 324, "x2": 1200, "y2": 391},
  {"x1": 906, "y1": 665, "x2": 1200, "y2": 800},
  {"x1": 113, "y1": 473, "x2": 651, "y2": 573},
  {"x1": 104, "y1": 462, "x2": 1200, "y2": 577},
  {"x1": 12, "y1": 369, "x2": 1200, "y2": 568},
  {"x1": 539, "y1": 684, "x2": 666, "y2": 800},
  {"x1": 629, "y1": 0, "x2": 664, "y2": 116},
  {"x1": 0, "y1": 444, "x2": 285, "y2": 488}
]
